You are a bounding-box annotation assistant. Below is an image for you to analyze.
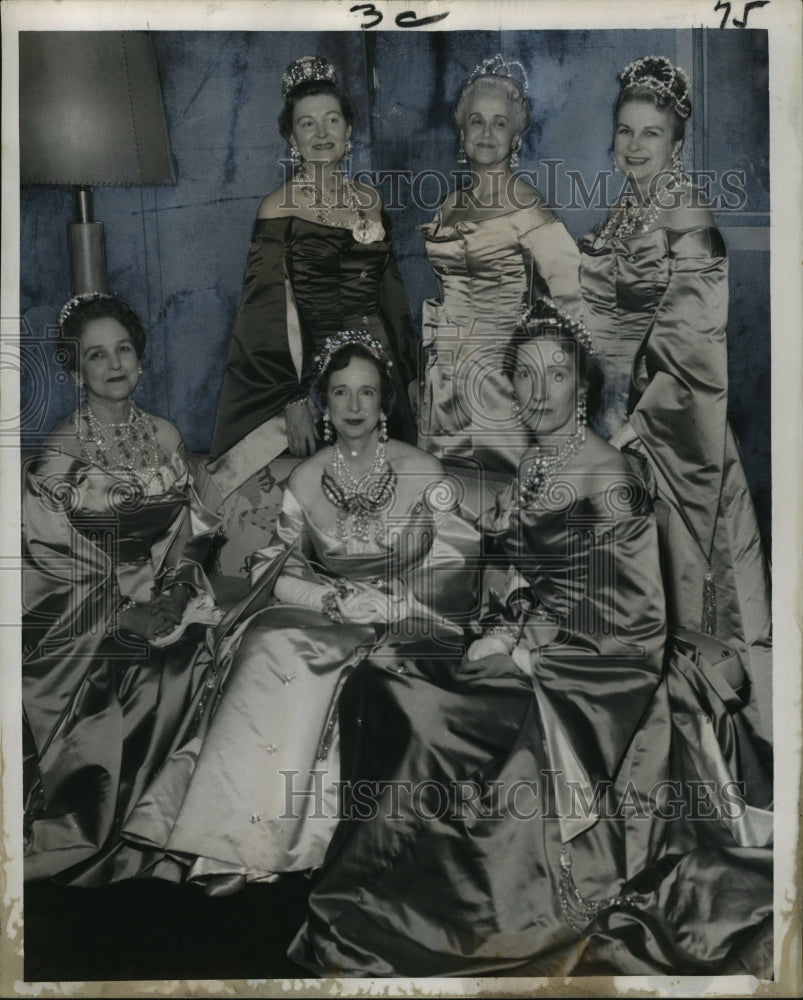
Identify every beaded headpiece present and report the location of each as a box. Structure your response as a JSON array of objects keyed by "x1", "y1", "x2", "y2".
[
  {"x1": 310, "y1": 331, "x2": 396, "y2": 413},
  {"x1": 466, "y1": 53, "x2": 529, "y2": 95},
  {"x1": 518, "y1": 297, "x2": 596, "y2": 356},
  {"x1": 619, "y1": 56, "x2": 691, "y2": 121},
  {"x1": 58, "y1": 291, "x2": 117, "y2": 328},
  {"x1": 281, "y1": 55, "x2": 338, "y2": 100}
]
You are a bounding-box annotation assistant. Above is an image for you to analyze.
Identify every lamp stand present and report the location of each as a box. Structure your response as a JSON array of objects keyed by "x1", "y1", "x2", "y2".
[{"x1": 68, "y1": 186, "x2": 107, "y2": 294}]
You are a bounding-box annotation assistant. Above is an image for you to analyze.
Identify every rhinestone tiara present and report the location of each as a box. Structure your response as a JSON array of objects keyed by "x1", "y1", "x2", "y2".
[
  {"x1": 281, "y1": 55, "x2": 338, "y2": 100},
  {"x1": 58, "y1": 291, "x2": 117, "y2": 327},
  {"x1": 313, "y1": 330, "x2": 394, "y2": 376},
  {"x1": 619, "y1": 56, "x2": 691, "y2": 120},
  {"x1": 518, "y1": 298, "x2": 596, "y2": 355},
  {"x1": 467, "y1": 53, "x2": 529, "y2": 95}
]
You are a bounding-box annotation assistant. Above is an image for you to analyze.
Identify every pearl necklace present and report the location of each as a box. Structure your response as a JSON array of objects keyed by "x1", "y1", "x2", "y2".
[
  {"x1": 517, "y1": 427, "x2": 586, "y2": 509},
  {"x1": 295, "y1": 165, "x2": 384, "y2": 244},
  {"x1": 321, "y1": 441, "x2": 397, "y2": 543},
  {"x1": 599, "y1": 174, "x2": 688, "y2": 241},
  {"x1": 77, "y1": 402, "x2": 170, "y2": 491}
]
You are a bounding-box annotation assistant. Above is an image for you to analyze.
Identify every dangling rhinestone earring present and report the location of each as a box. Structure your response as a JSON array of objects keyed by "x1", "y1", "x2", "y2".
[
  {"x1": 323, "y1": 411, "x2": 333, "y2": 443},
  {"x1": 290, "y1": 141, "x2": 303, "y2": 172},
  {"x1": 575, "y1": 394, "x2": 587, "y2": 430},
  {"x1": 611, "y1": 153, "x2": 621, "y2": 175},
  {"x1": 135, "y1": 365, "x2": 145, "y2": 393},
  {"x1": 509, "y1": 136, "x2": 521, "y2": 169},
  {"x1": 457, "y1": 137, "x2": 467, "y2": 165},
  {"x1": 671, "y1": 144, "x2": 684, "y2": 184},
  {"x1": 511, "y1": 389, "x2": 521, "y2": 416},
  {"x1": 378, "y1": 412, "x2": 388, "y2": 443},
  {"x1": 342, "y1": 137, "x2": 352, "y2": 175}
]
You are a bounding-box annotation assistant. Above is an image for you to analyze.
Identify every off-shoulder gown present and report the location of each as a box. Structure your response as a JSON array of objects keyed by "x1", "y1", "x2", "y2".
[{"x1": 418, "y1": 203, "x2": 583, "y2": 474}]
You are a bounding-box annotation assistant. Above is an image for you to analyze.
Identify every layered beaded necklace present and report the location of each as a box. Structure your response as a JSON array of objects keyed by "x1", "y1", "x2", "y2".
[
  {"x1": 295, "y1": 165, "x2": 384, "y2": 243},
  {"x1": 599, "y1": 173, "x2": 688, "y2": 241},
  {"x1": 77, "y1": 401, "x2": 170, "y2": 491},
  {"x1": 321, "y1": 440, "x2": 397, "y2": 544},
  {"x1": 517, "y1": 425, "x2": 586, "y2": 509}
]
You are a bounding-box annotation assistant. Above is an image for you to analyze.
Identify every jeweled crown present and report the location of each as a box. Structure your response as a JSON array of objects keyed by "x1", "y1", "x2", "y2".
[
  {"x1": 467, "y1": 53, "x2": 529, "y2": 95},
  {"x1": 519, "y1": 298, "x2": 596, "y2": 355},
  {"x1": 282, "y1": 55, "x2": 338, "y2": 100},
  {"x1": 58, "y1": 291, "x2": 117, "y2": 327},
  {"x1": 313, "y1": 330, "x2": 393, "y2": 376},
  {"x1": 619, "y1": 56, "x2": 691, "y2": 120}
]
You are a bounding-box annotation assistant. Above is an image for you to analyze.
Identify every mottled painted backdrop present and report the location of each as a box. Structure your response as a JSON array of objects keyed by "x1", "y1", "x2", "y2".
[{"x1": 19, "y1": 28, "x2": 770, "y2": 537}]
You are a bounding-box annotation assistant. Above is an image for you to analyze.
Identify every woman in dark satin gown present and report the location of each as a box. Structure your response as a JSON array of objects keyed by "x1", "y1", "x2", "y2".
[
  {"x1": 579, "y1": 56, "x2": 772, "y2": 752},
  {"x1": 289, "y1": 299, "x2": 772, "y2": 978},
  {"x1": 22, "y1": 293, "x2": 220, "y2": 885},
  {"x1": 417, "y1": 54, "x2": 583, "y2": 474},
  {"x1": 207, "y1": 56, "x2": 418, "y2": 502}
]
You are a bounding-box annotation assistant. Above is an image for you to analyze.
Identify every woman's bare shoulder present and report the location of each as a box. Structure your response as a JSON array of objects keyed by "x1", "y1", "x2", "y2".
[
  {"x1": 45, "y1": 414, "x2": 82, "y2": 456},
  {"x1": 257, "y1": 183, "x2": 295, "y2": 220},
  {"x1": 387, "y1": 441, "x2": 443, "y2": 475},
  {"x1": 149, "y1": 415, "x2": 183, "y2": 456},
  {"x1": 661, "y1": 186, "x2": 716, "y2": 230}
]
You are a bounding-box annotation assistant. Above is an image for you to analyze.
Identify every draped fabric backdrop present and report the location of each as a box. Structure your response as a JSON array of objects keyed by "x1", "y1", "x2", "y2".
[{"x1": 19, "y1": 28, "x2": 770, "y2": 538}]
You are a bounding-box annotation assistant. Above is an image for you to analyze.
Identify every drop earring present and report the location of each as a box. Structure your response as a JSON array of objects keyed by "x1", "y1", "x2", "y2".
[
  {"x1": 379, "y1": 412, "x2": 388, "y2": 443},
  {"x1": 575, "y1": 394, "x2": 587, "y2": 430},
  {"x1": 611, "y1": 153, "x2": 620, "y2": 174},
  {"x1": 323, "y1": 411, "x2": 333, "y2": 443},
  {"x1": 511, "y1": 390, "x2": 521, "y2": 417},
  {"x1": 671, "y1": 144, "x2": 684, "y2": 184},
  {"x1": 457, "y1": 137, "x2": 467, "y2": 165},
  {"x1": 509, "y1": 136, "x2": 521, "y2": 169},
  {"x1": 290, "y1": 141, "x2": 303, "y2": 172},
  {"x1": 342, "y1": 137, "x2": 352, "y2": 175}
]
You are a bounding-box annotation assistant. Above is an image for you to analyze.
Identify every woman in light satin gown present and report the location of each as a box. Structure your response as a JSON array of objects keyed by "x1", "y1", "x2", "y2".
[
  {"x1": 289, "y1": 298, "x2": 772, "y2": 978},
  {"x1": 123, "y1": 334, "x2": 478, "y2": 890},
  {"x1": 418, "y1": 55, "x2": 583, "y2": 475},
  {"x1": 22, "y1": 293, "x2": 220, "y2": 885},
  {"x1": 578, "y1": 56, "x2": 772, "y2": 752}
]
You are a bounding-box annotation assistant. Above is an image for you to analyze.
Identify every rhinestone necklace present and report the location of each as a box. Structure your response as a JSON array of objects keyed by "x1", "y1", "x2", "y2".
[
  {"x1": 295, "y1": 165, "x2": 383, "y2": 243},
  {"x1": 77, "y1": 402, "x2": 170, "y2": 491},
  {"x1": 517, "y1": 427, "x2": 586, "y2": 509},
  {"x1": 599, "y1": 174, "x2": 688, "y2": 241},
  {"x1": 321, "y1": 440, "x2": 397, "y2": 543}
]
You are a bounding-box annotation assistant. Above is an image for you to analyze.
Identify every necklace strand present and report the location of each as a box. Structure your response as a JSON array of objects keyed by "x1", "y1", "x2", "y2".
[
  {"x1": 321, "y1": 440, "x2": 397, "y2": 543},
  {"x1": 518, "y1": 427, "x2": 586, "y2": 509},
  {"x1": 77, "y1": 402, "x2": 170, "y2": 491},
  {"x1": 599, "y1": 174, "x2": 688, "y2": 241},
  {"x1": 295, "y1": 165, "x2": 383, "y2": 243}
]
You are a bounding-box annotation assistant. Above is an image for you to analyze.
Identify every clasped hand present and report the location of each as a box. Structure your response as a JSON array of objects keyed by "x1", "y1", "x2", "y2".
[
  {"x1": 285, "y1": 403, "x2": 318, "y2": 457},
  {"x1": 117, "y1": 591, "x2": 185, "y2": 639},
  {"x1": 333, "y1": 589, "x2": 391, "y2": 624}
]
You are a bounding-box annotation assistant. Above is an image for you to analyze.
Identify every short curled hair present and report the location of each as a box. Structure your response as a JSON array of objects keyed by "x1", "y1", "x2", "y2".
[
  {"x1": 315, "y1": 343, "x2": 395, "y2": 415},
  {"x1": 58, "y1": 293, "x2": 146, "y2": 375},
  {"x1": 278, "y1": 80, "x2": 356, "y2": 141},
  {"x1": 454, "y1": 75, "x2": 530, "y2": 137}
]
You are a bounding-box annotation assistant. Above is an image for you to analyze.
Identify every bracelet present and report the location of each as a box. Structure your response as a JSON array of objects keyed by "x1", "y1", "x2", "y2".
[
  {"x1": 320, "y1": 591, "x2": 345, "y2": 624},
  {"x1": 284, "y1": 396, "x2": 309, "y2": 411},
  {"x1": 107, "y1": 596, "x2": 137, "y2": 635},
  {"x1": 486, "y1": 623, "x2": 520, "y2": 643}
]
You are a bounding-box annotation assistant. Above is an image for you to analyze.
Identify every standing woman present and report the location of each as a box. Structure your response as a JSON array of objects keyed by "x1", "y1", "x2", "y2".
[
  {"x1": 579, "y1": 56, "x2": 772, "y2": 748},
  {"x1": 208, "y1": 56, "x2": 418, "y2": 502},
  {"x1": 22, "y1": 293, "x2": 220, "y2": 885},
  {"x1": 418, "y1": 54, "x2": 584, "y2": 475}
]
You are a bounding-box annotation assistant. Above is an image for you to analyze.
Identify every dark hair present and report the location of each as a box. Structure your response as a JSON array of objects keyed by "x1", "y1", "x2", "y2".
[
  {"x1": 278, "y1": 80, "x2": 356, "y2": 141},
  {"x1": 614, "y1": 86, "x2": 689, "y2": 144},
  {"x1": 316, "y1": 343, "x2": 394, "y2": 414},
  {"x1": 58, "y1": 294, "x2": 146, "y2": 375}
]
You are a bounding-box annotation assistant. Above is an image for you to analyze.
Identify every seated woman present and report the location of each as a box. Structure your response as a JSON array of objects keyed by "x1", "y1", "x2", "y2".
[
  {"x1": 122, "y1": 333, "x2": 478, "y2": 889},
  {"x1": 289, "y1": 299, "x2": 772, "y2": 977},
  {"x1": 22, "y1": 292, "x2": 220, "y2": 885}
]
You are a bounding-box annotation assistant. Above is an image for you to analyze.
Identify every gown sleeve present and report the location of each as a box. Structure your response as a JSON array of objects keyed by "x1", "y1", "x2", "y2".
[
  {"x1": 209, "y1": 217, "x2": 302, "y2": 460},
  {"x1": 519, "y1": 215, "x2": 584, "y2": 319},
  {"x1": 625, "y1": 228, "x2": 729, "y2": 563}
]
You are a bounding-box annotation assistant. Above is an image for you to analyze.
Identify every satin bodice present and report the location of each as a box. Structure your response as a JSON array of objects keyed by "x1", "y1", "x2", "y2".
[
  {"x1": 255, "y1": 217, "x2": 391, "y2": 331},
  {"x1": 419, "y1": 205, "x2": 578, "y2": 329},
  {"x1": 579, "y1": 226, "x2": 727, "y2": 434}
]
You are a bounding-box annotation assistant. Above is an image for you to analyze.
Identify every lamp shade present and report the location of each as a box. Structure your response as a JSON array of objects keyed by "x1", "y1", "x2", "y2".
[{"x1": 19, "y1": 31, "x2": 176, "y2": 186}]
